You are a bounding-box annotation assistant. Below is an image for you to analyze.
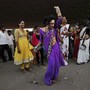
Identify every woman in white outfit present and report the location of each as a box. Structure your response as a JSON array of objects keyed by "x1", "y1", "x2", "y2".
[
  {"x1": 77, "y1": 27, "x2": 90, "y2": 64},
  {"x1": 60, "y1": 17, "x2": 70, "y2": 61}
]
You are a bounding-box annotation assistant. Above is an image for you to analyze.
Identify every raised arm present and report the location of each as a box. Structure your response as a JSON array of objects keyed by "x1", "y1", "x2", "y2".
[
  {"x1": 54, "y1": 6, "x2": 62, "y2": 18},
  {"x1": 54, "y1": 6, "x2": 62, "y2": 29}
]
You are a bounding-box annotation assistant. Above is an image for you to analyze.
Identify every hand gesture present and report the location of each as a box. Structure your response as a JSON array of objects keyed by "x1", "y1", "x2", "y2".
[{"x1": 54, "y1": 6, "x2": 62, "y2": 17}]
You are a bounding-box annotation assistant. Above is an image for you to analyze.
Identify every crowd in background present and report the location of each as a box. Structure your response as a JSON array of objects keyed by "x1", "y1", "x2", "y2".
[{"x1": 0, "y1": 18, "x2": 90, "y2": 65}]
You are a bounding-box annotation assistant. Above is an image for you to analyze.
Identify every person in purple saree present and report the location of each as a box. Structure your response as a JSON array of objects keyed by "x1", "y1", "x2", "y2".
[{"x1": 34, "y1": 15, "x2": 65, "y2": 85}]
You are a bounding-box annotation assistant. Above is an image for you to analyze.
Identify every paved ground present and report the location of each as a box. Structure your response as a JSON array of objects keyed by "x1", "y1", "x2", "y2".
[{"x1": 0, "y1": 59, "x2": 90, "y2": 90}]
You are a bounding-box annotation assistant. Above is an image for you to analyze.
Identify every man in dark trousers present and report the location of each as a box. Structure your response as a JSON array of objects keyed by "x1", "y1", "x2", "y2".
[{"x1": 0, "y1": 25, "x2": 13, "y2": 62}]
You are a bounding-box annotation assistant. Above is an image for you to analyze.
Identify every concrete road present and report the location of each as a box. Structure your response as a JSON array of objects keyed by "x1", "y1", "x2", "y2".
[{"x1": 0, "y1": 59, "x2": 90, "y2": 90}]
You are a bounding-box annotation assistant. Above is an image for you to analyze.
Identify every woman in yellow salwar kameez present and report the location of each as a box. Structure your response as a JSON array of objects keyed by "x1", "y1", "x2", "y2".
[{"x1": 14, "y1": 21, "x2": 34, "y2": 71}]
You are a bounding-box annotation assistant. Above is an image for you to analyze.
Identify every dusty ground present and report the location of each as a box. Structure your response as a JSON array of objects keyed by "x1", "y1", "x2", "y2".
[{"x1": 0, "y1": 59, "x2": 90, "y2": 90}]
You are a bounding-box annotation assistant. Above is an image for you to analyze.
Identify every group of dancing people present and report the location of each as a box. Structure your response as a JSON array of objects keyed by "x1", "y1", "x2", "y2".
[{"x1": 0, "y1": 6, "x2": 90, "y2": 86}]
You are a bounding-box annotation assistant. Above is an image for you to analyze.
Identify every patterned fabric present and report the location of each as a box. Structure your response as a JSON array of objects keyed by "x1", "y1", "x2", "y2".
[
  {"x1": 14, "y1": 29, "x2": 34, "y2": 65},
  {"x1": 39, "y1": 28, "x2": 65, "y2": 85},
  {"x1": 60, "y1": 24, "x2": 70, "y2": 61}
]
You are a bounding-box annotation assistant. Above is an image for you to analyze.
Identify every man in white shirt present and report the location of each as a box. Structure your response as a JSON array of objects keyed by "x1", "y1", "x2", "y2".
[
  {"x1": 0, "y1": 25, "x2": 13, "y2": 62},
  {"x1": 7, "y1": 30, "x2": 14, "y2": 58}
]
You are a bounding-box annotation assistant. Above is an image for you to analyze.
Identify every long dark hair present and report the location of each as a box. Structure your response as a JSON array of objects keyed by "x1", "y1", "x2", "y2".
[
  {"x1": 0, "y1": 24, "x2": 4, "y2": 30},
  {"x1": 86, "y1": 27, "x2": 90, "y2": 37},
  {"x1": 43, "y1": 15, "x2": 56, "y2": 26},
  {"x1": 43, "y1": 16, "x2": 49, "y2": 26},
  {"x1": 83, "y1": 19, "x2": 90, "y2": 27},
  {"x1": 81, "y1": 27, "x2": 90, "y2": 49}
]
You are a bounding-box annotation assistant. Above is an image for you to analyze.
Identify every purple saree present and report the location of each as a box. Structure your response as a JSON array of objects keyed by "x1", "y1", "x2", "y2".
[{"x1": 39, "y1": 28, "x2": 65, "y2": 85}]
